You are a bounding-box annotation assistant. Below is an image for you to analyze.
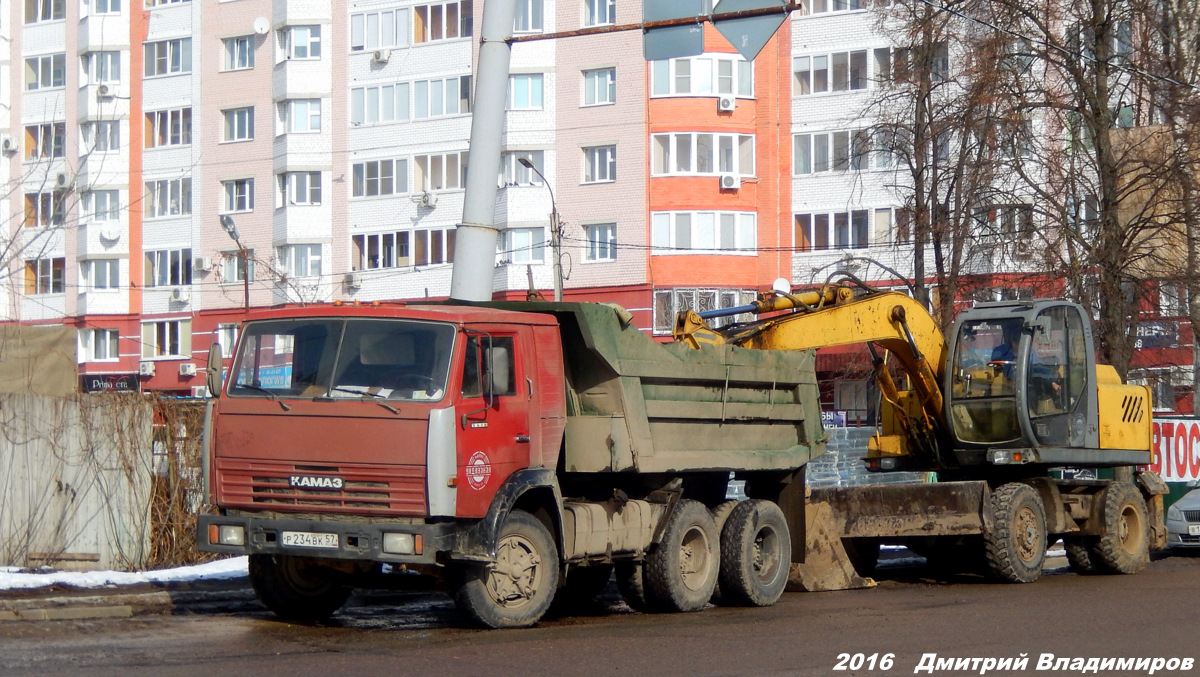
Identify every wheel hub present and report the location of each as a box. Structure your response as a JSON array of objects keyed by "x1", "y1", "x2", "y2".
[{"x1": 488, "y1": 535, "x2": 540, "y2": 606}]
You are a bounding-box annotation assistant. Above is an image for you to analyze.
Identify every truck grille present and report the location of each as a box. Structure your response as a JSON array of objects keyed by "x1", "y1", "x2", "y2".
[
  {"x1": 1184, "y1": 510, "x2": 1200, "y2": 523},
  {"x1": 217, "y1": 459, "x2": 426, "y2": 515}
]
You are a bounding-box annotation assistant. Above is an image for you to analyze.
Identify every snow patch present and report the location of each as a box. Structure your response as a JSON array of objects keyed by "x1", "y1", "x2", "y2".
[{"x1": 0, "y1": 557, "x2": 248, "y2": 591}]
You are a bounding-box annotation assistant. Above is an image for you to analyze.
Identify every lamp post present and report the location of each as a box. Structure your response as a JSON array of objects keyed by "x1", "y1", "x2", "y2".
[
  {"x1": 517, "y1": 157, "x2": 563, "y2": 302},
  {"x1": 220, "y1": 214, "x2": 249, "y2": 314}
]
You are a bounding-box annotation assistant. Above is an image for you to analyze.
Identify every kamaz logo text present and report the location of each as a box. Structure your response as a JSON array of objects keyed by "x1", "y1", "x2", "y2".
[{"x1": 288, "y1": 475, "x2": 345, "y2": 491}]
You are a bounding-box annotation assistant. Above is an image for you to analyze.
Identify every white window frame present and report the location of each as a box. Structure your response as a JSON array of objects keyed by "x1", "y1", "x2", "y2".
[
  {"x1": 144, "y1": 248, "x2": 192, "y2": 287},
  {"x1": 26, "y1": 0, "x2": 65, "y2": 24},
  {"x1": 84, "y1": 51, "x2": 122, "y2": 84},
  {"x1": 222, "y1": 179, "x2": 254, "y2": 213},
  {"x1": 414, "y1": 76, "x2": 471, "y2": 118},
  {"x1": 583, "y1": 0, "x2": 614, "y2": 27},
  {"x1": 282, "y1": 99, "x2": 321, "y2": 133},
  {"x1": 25, "y1": 258, "x2": 66, "y2": 294},
  {"x1": 792, "y1": 50, "x2": 870, "y2": 96},
  {"x1": 413, "y1": 1, "x2": 471, "y2": 44},
  {"x1": 80, "y1": 328, "x2": 120, "y2": 362},
  {"x1": 223, "y1": 107, "x2": 254, "y2": 142},
  {"x1": 651, "y1": 211, "x2": 757, "y2": 254},
  {"x1": 146, "y1": 107, "x2": 192, "y2": 148},
  {"x1": 651, "y1": 55, "x2": 754, "y2": 98},
  {"x1": 25, "y1": 54, "x2": 66, "y2": 90},
  {"x1": 584, "y1": 145, "x2": 616, "y2": 183},
  {"x1": 793, "y1": 130, "x2": 870, "y2": 174},
  {"x1": 144, "y1": 178, "x2": 192, "y2": 218},
  {"x1": 24, "y1": 191, "x2": 64, "y2": 227},
  {"x1": 87, "y1": 189, "x2": 121, "y2": 221},
  {"x1": 282, "y1": 25, "x2": 322, "y2": 59},
  {"x1": 281, "y1": 171, "x2": 322, "y2": 206},
  {"x1": 502, "y1": 227, "x2": 545, "y2": 264},
  {"x1": 25, "y1": 123, "x2": 66, "y2": 159},
  {"x1": 222, "y1": 250, "x2": 254, "y2": 284},
  {"x1": 223, "y1": 36, "x2": 255, "y2": 71},
  {"x1": 83, "y1": 120, "x2": 121, "y2": 152},
  {"x1": 142, "y1": 319, "x2": 191, "y2": 359},
  {"x1": 143, "y1": 38, "x2": 192, "y2": 77},
  {"x1": 353, "y1": 231, "x2": 412, "y2": 270},
  {"x1": 93, "y1": 0, "x2": 120, "y2": 13},
  {"x1": 352, "y1": 159, "x2": 408, "y2": 197},
  {"x1": 414, "y1": 152, "x2": 467, "y2": 192},
  {"x1": 351, "y1": 83, "x2": 411, "y2": 124},
  {"x1": 583, "y1": 67, "x2": 616, "y2": 106},
  {"x1": 584, "y1": 223, "x2": 616, "y2": 262},
  {"x1": 651, "y1": 133, "x2": 755, "y2": 177},
  {"x1": 216, "y1": 325, "x2": 239, "y2": 359},
  {"x1": 502, "y1": 150, "x2": 544, "y2": 186},
  {"x1": 351, "y1": 9, "x2": 408, "y2": 50},
  {"x1": 278, "y1": 243, "x2": 323, "y2": 278},
  {"x1": 411, "y1": 228, "x2": 455, "y2": 265},
  {"x1": 80, "y1": 259, "x2": 120, "y2": 291},
  {"x1": 508, "y1": 73, "x2": 544, "y2": 110},
  {"x1": 793, "y1": 210, "x2": 872, "y2": 252},
  {"x1": 514, "y1": 0, "x2": 542, "y2": 33}
]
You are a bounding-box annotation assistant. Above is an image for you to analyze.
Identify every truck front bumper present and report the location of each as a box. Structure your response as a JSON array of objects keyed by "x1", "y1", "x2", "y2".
[{"x1": 197, "y1": 514, "x2": 457, "y2": 565}]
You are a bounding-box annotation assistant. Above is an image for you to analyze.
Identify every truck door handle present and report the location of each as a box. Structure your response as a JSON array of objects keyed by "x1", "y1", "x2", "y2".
[{"x1": 515, "y1": 434, "x2": 530, "y2": 443}]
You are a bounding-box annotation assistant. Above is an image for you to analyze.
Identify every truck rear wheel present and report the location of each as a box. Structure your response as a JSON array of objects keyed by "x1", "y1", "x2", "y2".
[
  {"x1": 248, "y1": 554, "x2": 351, "y2": 622},
  {"x1": 1092, "y1": 482, "x2": 1149, "y2": 574},
  {"x1": 452, "y1": 509, "x2": 559, "y2": 628},
  {"x1": 615, "y1": 562, "x2": 649, "y2": 612},
  {"x1": 644, "y1": 499, "x2": 719, "y2": 612},
  {"x1": 983, "y1": 483, "x2": 1046, "y2": 583},
  {"x1": 717, "y1": 499, "x2": 790, "y2": 607}
]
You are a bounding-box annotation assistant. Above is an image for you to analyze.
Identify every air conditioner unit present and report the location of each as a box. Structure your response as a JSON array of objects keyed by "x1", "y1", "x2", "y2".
[
  {"x1": 372, "y1": 49, "x2": 391, "y2": 64},
  {"x1": 179, "y1": 363, "x2": 197, "y2": 377},
  {"x1": 139, "y1": 361, "x2": 156, "y2": 377},
  {"x1": 0, "y1": 137, "x2": 16, "y2": 154},
  {"x1": 55, "y1": 172, "x2": 75, "y2": 190},
  {"x1": 96, "y1": 84, "x2": 112, "y2": 99},
  {"x1": 717, "y1": 96, "x2": 736, "y2": 112},
  {"x1": 344, "y1": 271, "x2": 363, "y2": 289},
  {"x1": 193, "y1": 256, "x2": 213, "y2": 272},
  {"x1": 419, "y1": 191, "x2": 438, "y2": 208},
  {"x1": 719, "y1": 174, "x2": 739, "y2": 190},
  {"x1": 191, "y1": 386, "x2": 210, "y2": 399},
  {"x1": 170, "y1": 287, "x2": 190, "y2": 303}
]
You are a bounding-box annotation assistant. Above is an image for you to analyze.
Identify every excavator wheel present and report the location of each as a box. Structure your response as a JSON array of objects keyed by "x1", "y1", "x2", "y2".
[
  {"x1": 983, "y1": 483, "x2": 1047, "y2": 583},
  {"x1": 1092, "y1": 482, "x2": 1150, "y2": 574}
]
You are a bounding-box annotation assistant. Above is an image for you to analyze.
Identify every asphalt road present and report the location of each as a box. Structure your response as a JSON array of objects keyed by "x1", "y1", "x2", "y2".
[{"x1": 2, "y1": 551, "x2": 1198, "y2": 677}]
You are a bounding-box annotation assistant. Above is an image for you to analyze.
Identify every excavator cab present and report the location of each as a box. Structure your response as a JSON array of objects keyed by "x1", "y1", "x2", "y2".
[{"x1": 945, "y1": 300, "x2": 1099, "y2": 453}]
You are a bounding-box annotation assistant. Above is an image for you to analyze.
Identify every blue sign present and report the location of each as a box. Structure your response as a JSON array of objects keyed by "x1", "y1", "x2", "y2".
[
  {"x1": 822, "y1": 410, "x2": 847, "y2": 427},
  {"x1": 255, "y1": 365, "x2": 293, "y2": 389}
]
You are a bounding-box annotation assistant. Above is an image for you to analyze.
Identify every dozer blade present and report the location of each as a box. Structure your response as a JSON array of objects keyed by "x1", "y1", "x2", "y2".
[{"x1": 787, "y1": 500, "x2": 875, "y2": 592}]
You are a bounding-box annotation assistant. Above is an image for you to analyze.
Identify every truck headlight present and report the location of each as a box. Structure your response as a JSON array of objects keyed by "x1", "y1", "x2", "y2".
[
  {"x1": 383, "y1": 532, "x2": 420, "y2": 555},
  {"x1": 209, "y1": 524, "x2": 245, "y2": 546}
]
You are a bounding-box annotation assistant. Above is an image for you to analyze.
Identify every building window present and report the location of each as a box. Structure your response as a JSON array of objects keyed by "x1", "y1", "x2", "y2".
[
  {"x1": 651, "y1": 211, "x2": 757, "y2": 253},
  {"x1": 83, "y1": 120, "x2": 121, "y2": 152},
  {"x1": 502, "y1": 227, "x2": 544, "y2": 264},
  {"x1": 24, "y1": 192, "x2": 64, "y2": 227},
  {"x1": 223, "y1": 107, "x2": 254, "y2": 142},
  {"x1": 585, "y1": 223, "x2": 616, "y2": 261},
  {"x1": 793, "y1": 131, "x2": 870, "y2": 174},
  {"x1": 222, "y1": 251, "x2": 254, "y2": 284},
  {"x1": 502, "y1": 150, "x2": 544, "y2": 185},
  {"x1": 351, "y1": 9, "x2": 408, "y2": 50},
  {"x1": 144, "y1": 178, "x2": 192, "y2": 218},
  {"x1": 222, "y1": 179, "x2": 254, "y2": 213},
  {"x1": 351, "y1": 83, "x2": 411, "y2": 124},
  {"x1": 352, "y1": 159, "x2": 408, "y2": 197},
  {"x1": 80, "y1": 328, "x2": 120, "y2": 362},
  {"x1": 25, "y1": 54, "x2": 66, "y2": 90},
  {"x1": 792, "y1": 51, "x2": 868, "y2": 95},
  {"x1": 651, "y1": 55, "x2": 753, "y2": 97},
  {"x1": 583, "y1": 68, "x2": 616, "y2": 106},
  {"x1": 25, "y1": 123, "x2": 66, "y2": 159},
  {"x1": 81, "y1": 259, "x2": 120, "y2": 291},
  {"x1": 144, "y1": 38, "x2": 192, "y2": 77},
  {"x1": 353, "y1": 231, "x2": 412, "y2": 270},
  {"x1": 223, "y1": 36, "x2": 255, "y2": 71},
  {"x1": 802, "y1": 0, "x2": 866, "y2": 13},
  {"x1": 413, "y1": 1, "x2": 472, "y2": 43},
  {"x1": 280, "y1": 171, "x2": 322, "y2": 205},
  {"x1": 653, "y1": 288, "x2": 755, "y2": 334},
  {"x1": 281, "y1": 99, "x2": 321, "y2": 133},
  {"x1": 83, "y1": 51, "x2": 121, "y2": 84},
  {"x1": 651, "y1": 133, "x2": 755, "y2": 177},
  {"x1": 971, "y1": 204, "x2": 1034, "y2": 241},
  {"x1": 142, "y1": 319, "x2": 191, "y2": 359},
  {"x1": 144, "y1": 248, "x2": 192, "y2": 287},
  {"x1": 24, "y1": 258, "x2": 66, "y2": 294},
  {"x1": 583, "y1": 0, "x2": 614, "y2": 26},
  {"x1": 86, "y1": 190, "x2": 121, "y2": 220},
  {"x1": 26, "y1": 0, "x2": 65, "y2": 23},
  {"x1": 794, "y1": 210, "x2": 871, "y2": 251},
  {"x1": 278, "y1": 244, "x2": 322, "y2": 278},
  {"x1": 282, "y1": 25, "x2": 321, "y2": 59},
  {"x1": 93, "y1": 0, "x2": 120, "y2": 13},
  {"x1": 145, "y1": 107, "x2": 192, "y2": 148},
  {"x1": 414, "y1": 76, "x2": 471, "y2": 118},
  {"x1": 584, "y1": 145, "x2": 616, "y2": 183},
  {"x1": 508, "y1": 73, "x2": 544, "y2": 110},
  {"x1": 514, "y1": 0, "x2": 542, "y2": 32},
  {"x1": 216, "y1": 324, "x2": 239, "y2": 359},
  {"x1": 146, "y1": 0, "x2": 190, "y2": 6},
  {"x1": 413, "y1": 228, "x2": 455, "y2": 265},
  {"x1": 415, "y1": 152, "x2": 467, "y2": 192}
]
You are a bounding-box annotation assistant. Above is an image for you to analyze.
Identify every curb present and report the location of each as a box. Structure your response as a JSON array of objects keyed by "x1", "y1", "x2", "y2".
[{"x1": 0, "y1": 579, "x2": 253, "y2": 622}]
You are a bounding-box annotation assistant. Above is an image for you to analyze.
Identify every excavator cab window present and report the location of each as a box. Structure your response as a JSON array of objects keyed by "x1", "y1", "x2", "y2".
[
  {"x1": 1025, "y1": 306, "x2": 1087, "y2": 446},
  {"x1": 948, "y1": 319, "x2": 1023, "y2": 444}
]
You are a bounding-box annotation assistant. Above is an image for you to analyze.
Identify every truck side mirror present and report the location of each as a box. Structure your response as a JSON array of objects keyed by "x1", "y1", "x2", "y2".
[{"x1": 207, "y1": 346, "x2": 223, "y2": 398}]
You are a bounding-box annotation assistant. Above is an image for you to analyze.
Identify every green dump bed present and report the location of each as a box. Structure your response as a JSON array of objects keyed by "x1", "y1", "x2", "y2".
[{"x1": 486, "y1": 302, "x2": 826, "y2": 475}]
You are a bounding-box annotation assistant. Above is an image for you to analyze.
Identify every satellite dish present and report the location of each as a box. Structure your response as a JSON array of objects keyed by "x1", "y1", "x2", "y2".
[
  {"x1": 253, "y1": 17, "x2": 270, "y2": 35},
  {"x1": 772, "y1": 277, "x2": 791, "y2": 295}
]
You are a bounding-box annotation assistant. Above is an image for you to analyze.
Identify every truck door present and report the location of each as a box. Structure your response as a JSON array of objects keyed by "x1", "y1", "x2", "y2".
[
  {"x1": 1025, "y1": 305, "x2": 1089, "y2": 447},
  {"x1": 454, "y1": 329, "x2": 531, "y2": 518}
]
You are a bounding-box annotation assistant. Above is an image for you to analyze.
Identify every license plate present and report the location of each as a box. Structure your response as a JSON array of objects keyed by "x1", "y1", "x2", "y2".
[
  {"x1": 1189, "y1": 525, "x2": 1200, "y2": 536},
  {"x1": 282, "y1": 531, "x2": 339, "y2": 548}
]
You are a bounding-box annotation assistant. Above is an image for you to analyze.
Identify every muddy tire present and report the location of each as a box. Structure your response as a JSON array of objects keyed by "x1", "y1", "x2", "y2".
[
  {"x1": 555, "y1": 563, "x2": 614, "y2": 608},
  {"x1": 453, "y1": 509, "x2": 560, "y2": 628},
  {"x1": 1063, "y1": 536, "x2": 1100, "y2": 575},
  {"x1": 615, "y1": 561, "x2": 650, "y2": 612},
  {"x1": 717, "y1": 500, "x2": 791, "y2": 607},
  {"x1": 1092, "y1": 482, "x2": 1149, "y2": 574},
  {"x1": 643, "y1": 499, "x2": 719, "y2": 612},
  {"x1": 248, "y1": 554, "x2": 351, "y2": 622},
  {"x1": 983, "y1": 483, "x2": 1046, "y2": 583},
  {"x1": 708, "y1": 501, "x2": 738, "y2": 605}
]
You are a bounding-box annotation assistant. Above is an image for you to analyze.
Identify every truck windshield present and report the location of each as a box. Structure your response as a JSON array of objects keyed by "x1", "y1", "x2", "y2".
[
  {"x1": 229, "y1": 318, "x2": 456, "y2": 402},
  {"x1": 948, "y1": 318, "x2": 1023, "y2": 444}
]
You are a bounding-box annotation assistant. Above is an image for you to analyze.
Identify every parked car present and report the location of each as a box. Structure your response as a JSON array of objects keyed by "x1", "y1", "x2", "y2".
[{"x1": 1167, "y1": 485, "x2": 1200, "y2": 549}]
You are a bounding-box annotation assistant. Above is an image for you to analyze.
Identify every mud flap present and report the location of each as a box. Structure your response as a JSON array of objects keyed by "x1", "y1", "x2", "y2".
[
  {"x1": 1137, "y1": 471, "x2": 1169, "y2": 551},
  {"x1": 786, "y1": 500, "x2": 875, "y2": 592}
]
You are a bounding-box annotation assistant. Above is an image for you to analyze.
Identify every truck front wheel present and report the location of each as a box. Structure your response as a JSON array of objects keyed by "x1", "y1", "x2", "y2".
[
  {"x1": 983, "y1": 483, "x2": 1046, "y2": 583},
  {"x1": 643, "y1": 499, "x2": 719, "y2": 612},
  {"x1": 452, "y1": 509, "x2": 560, "y2": 628},
  {"x1": 718, "y1": 499, "x2": 791, "y2": 606},
  {"x1": 248, "y1": 554, "x2": 351, "y2": 622}
]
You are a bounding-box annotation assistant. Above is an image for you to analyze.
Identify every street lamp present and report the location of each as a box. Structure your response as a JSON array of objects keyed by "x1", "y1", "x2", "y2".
[
  {"x1": 220, "y1": 214, "x2": 249, "y2": 314},
  {"x1": 517, "y1": 157, "x2": 563, "y2": 302}
]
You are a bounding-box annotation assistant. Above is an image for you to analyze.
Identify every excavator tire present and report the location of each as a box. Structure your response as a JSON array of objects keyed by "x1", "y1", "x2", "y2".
[
  {"x1": 717, "y1": 500, "x2": 791, "y2": 607},
  {"x1": 983, "y1": 483, "x2": 1046, "y2": 584},
  {"x1": 1092, "y1": 482, "x2": 1149, "y2": 574},
  {"x1": 248, "y1": 554, "x2": 351, "y2": 622},
  {"x1": 643, "y1": 499, "x2": 720, "y2": 612}
]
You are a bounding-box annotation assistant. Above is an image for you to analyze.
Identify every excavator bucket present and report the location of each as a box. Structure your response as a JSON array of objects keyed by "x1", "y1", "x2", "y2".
[{"x1": 787, "y1": 498, "x2": 875, "y2": 592}]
